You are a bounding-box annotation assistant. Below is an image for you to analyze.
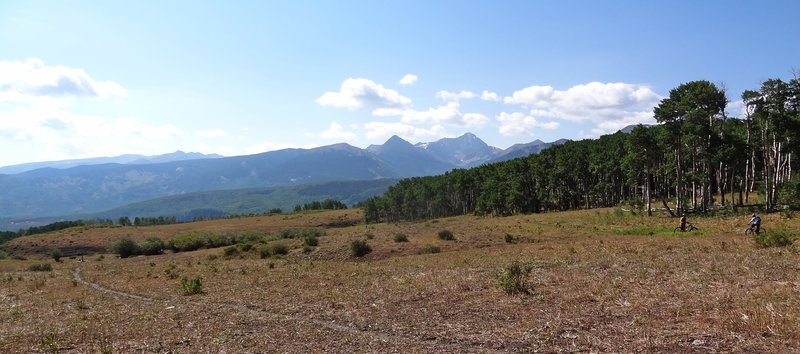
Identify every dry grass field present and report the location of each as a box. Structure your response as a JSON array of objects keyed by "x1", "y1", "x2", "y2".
[{"x1": 2, "y1": 208, "x2": 800, "y2": 353}]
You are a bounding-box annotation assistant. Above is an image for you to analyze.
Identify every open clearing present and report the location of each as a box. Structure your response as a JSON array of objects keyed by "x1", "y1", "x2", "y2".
[{"x1": 2, "y1": 208, "x2": 799, "y2": 352}]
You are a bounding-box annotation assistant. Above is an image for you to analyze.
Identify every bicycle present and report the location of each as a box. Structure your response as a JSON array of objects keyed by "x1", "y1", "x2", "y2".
[
  {"x1": 744, "y1": 225, "x2": 765, "y2": 236},
  {"x1": 673, "y1": 223, "x2": 698, "y2": 232}
]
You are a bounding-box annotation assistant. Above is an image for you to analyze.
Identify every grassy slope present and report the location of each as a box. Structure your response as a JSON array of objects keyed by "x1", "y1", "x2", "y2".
[{"x1": 1, "y1": 208, "x2": 799, "y2": 352}]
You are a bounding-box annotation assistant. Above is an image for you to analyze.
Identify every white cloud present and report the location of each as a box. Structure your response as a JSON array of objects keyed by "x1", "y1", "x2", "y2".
[
  {"x1": 380, "y1": 102, "x2": 489, "y2": 127},
  {"x1": 480, "y1": 90, "x2": 501, "y2": 102},
  {"x1": 316, "y1": 78, "x2": 412, "y2": 113},
  {"x1": 436, "y1": 90, "x2": 476, "y2": 102},
  {"x1": 0, "y1": 105, "x2": 183, "y2": 163},
  {"x1": 497, "y1": 112, "x2": 559, "y2": 136},
  {"x1": 364, "y1": 121, "x2": 446, "y2": 141},
  {"x1": 319, "y1": 122, "x2": 357, "y2": 140},
  {"x1": 399, "y1": 74, "x2": 418, "y2": 86},
  {"x1": 726, "y1": 99, "x2": 746, "y2": 118},
  {"x1": 0, "y1": 58, "x2": 127, "y2": 100},
  {"x1": 504, "y1": 81, "x2": 661, "y2": 134}
]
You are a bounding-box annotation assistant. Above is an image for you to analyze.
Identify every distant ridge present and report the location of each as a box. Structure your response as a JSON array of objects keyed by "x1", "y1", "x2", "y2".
[
  {"x1": 0, "y1": 151, "x2": 222, "y2": 175},
  {"x1": 0, "y1": 133, "x2": 569, "y2": 228}
]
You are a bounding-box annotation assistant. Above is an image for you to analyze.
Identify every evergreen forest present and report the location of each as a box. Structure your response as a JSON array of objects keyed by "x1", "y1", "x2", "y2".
[{"x1": 361, "y1": 78, "x2": 800, "y2": 223}]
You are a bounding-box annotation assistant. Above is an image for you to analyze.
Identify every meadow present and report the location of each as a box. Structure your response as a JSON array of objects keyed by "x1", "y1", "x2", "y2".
[{"x1": 1, "y1": 208, "x2": 799, "y2": 352}]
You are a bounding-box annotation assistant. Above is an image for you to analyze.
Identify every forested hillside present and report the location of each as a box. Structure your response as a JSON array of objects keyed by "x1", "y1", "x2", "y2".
[{"x1": 361, "y1": 78, "x2": 800, "y2": 223}]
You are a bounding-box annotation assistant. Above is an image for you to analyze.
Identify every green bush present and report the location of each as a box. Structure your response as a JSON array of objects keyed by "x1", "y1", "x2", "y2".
[
  {"x1": 437, "y1": 229, "x2": 455, "y2": 241},
  {"x1": 351, "y1": 240, "x2": 372, "y2": 257},
  {"x1": 270, "y1": 243, "x2": 289, "y2": 256},
  {"x1": 111, "y1": 236, "x2": 141, "y2": 258},
  {"x1": 393, "y1": 233, "x2": 409, "y2": 242},
  {"x1": 28, "y1": 263, "x2": 53, "y2": 272},
  {"x1": 223, "y1": 246, "x2": 240, "y2": 257},
  {"x1": 259, "y1": 247, "x2": 272, "y2": 259},
  {"x1": 139, "y1": 237, "x2": 165, "y2": 256},
  {"x1": 418, "y1": 245, "x2": 441, "y2": 254},
  {"x1": 239, "y1": 243, "x2": 254, "y2": 252},
  {"x1": 504, "y1": 233, "x2": 514, "y2": 243},
  {"x1": 498, "y1": 260, "x2": 533, "y2": 294},
  {"x1": 303, "y1": 236, "x2": 319, "y2": 247},
  {"x1": 753, "y1": 231, "x2": 795, "y2": 248},
  {"x1": 49, "y1": 249, "x2": 62, "y2": 262},
  {"x1": 179, "y1": 276, "x2": 204, "y2": 295},
  {"x1": 275, "y1": 228, "x2": 325, "y2": 240}
]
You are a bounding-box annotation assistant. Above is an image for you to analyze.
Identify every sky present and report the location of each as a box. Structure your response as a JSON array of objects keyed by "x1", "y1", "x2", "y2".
[{"x1": 0, "y1": 1, "x2": 798, "y2": 168}]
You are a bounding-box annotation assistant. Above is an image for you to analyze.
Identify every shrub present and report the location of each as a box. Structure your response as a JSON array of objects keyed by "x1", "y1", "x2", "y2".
[
  {"x1": 223, "y1": 246, "x2": 240, "y2": 257},
  {"x1": 351, "y1": 240, "x2": 372, "y2": 257},
  {"x1": 753, "y1": 231, "x2": 795, "y2": 248},
  {"x1": 270, "y1": 243, "x2": 289, "y2": 256},
  {"x1": 49, "y1": 249, "x2": 62, "y2": 262},
  {"x1": 28, "y1": 263, "x2": 53, "y2": 272},
  {"x1": 393, "y1": 233, "x2": 409, "y2": 242},
  {"x1": 302, "y1": 245, "x2": 313, "y2": 253},
  {"x1": 0, "y1": 249, "x2": 8, "y2": 260},
  {"x1": 259, "y1": 247, "x2": 272, "y2": 259},
  {"x1": 418, "y1": 245, "x2": 441, "y2": 254},
  {"x1": 167, "y1": 230, "x2": 218, "y2": 252},
  {"x1": 111, "y1": 236, "x2": 140, "y2": 258},
  {"x1": 179, "y1": 276, "x2": 204, "y2": 295},
  {"x1": 275, "y1": 228, "x2": 324, "y2": 240},
  {"x1": 504, "y1": 234, "x2": 514, "y2": 243},
  {"x1": 303, "y1": 236, "x2": 319, "y2": 247},
  {"x1": 437, "y1": 229, "x2": 455, "y2": 241},
  {"x1": 139, "y1": 237, "x2": 165, "y2": 256},
  {"x1": 498, "y1": 260, "x2": 533, "y2": 294},
  {"x1": 239, "y1": 243, "x2": 254, "y2": 252}
]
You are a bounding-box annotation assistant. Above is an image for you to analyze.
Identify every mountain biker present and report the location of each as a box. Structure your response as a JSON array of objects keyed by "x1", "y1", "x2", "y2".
[
  {"x1": 750, "y1": 213, "x2": 762, "y2": 234},
  {"x1": 679, "y1": 214, "x2": 687, "y2": 231}
]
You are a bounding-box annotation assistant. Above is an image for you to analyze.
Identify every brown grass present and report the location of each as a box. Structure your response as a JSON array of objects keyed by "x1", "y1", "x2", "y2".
[{"x1": 1, "y1": 208, "x2": 799, "y2": 352}]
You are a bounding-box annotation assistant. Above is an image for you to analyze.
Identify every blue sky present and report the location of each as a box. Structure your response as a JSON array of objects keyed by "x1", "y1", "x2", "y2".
[{"x1": 1, "y1": 1, "x2": 798, "y2": 167}]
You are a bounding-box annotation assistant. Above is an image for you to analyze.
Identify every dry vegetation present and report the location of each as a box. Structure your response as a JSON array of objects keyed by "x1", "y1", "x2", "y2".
[{"x1": 2, "y1": 208, "x2": 800, "y2": 352}]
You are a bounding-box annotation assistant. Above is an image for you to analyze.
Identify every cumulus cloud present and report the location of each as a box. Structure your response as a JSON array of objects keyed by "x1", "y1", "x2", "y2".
[
  {"x1": 399, "y1": 74, "x2": 418, "y2": 86},
  {"x1": 371, "y1": 102, "x2": 489, "y2": 128},
  {"x1": 497, "y1": 112, "x2": 559, "y2": 136},
  {"x1": 364, "y1": 121, "x2": 446, "y2": 141},
  {"x1": 480, "y1": 90, "x2": 501, "y2": 102},
  {"x1": 436, "y1": 90, "x2": 476, "y2": 102},
  {"x1": 0, "y1": 58, "x2": 127, "y2": 100},
  {"x1": 319, "y1": 122, "x2": 357, "y2": 140},
  {"x1": 503, "y1": 81, "x2": 661, "y2": 134},
  {"x1": 316, "y1": 78, "x2": 412, "y2": 112}
]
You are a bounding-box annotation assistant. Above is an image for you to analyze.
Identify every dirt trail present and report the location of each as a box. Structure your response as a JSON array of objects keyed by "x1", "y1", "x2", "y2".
[
  {"x1": 73, "y1": 267, "x2": 153, "y2": 302},
  {"x1": 73, "y1": 267, "x2": 503, "y2": 352}
]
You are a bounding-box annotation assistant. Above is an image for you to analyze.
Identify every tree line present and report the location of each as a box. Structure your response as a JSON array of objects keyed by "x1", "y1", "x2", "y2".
[{"x1": 360, "y1": 77, "x2": 800, "y2": 223}]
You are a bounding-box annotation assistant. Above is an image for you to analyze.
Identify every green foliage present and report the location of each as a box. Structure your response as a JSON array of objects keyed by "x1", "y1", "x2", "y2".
[
  {"x1": 270, "y1": 243, "x2": 289, "y2": 256},
  {"x1": 28, "y1": 263, "x2": 53, "y2": 272},
  {"x1": 498, "y1": 260, "x2": 533, "y2": 294},
  {"x1": 139, "y1": 237, "x2": 165, "y2": 255},
  {"x1": 179, "y1": 276, "x2": 204, "y2": 295},
  {"x1": 437, "y1": 229, "x2": 455, "y2": 241},
  {"x1": 753, "y1": 231, "x2": 795, "y2": 248},
  {"x1": 418, "y1": 245, "x2": 441, "y2": 254},
  {"x1": 49, "y1": 249, "x2": 62, "y2": 262},
  {"x1": 504, "y1": 233, "x2": 514, "y2": 243},
  {"x1": 223, "y1": 246, "x2": 240, "y2": 258},
  {"x1": 350, "y1": 240, "x2": 372, "y2": 257},
  {"x1": 295, "y1": 198, "x2": 348, "y2": 212},
  {"x1": 778, "y1": 177, "x2": 800, "y2": 209},
  {"x1": 393, "y1": 233, "x2": 409, "y2": 242},
  {"x1": 259, "y1": 247, "x2": 271, "y2": 259},
  {"x1": 303, "y1": 235, "x2": 319, "y2": 247},
  {"x1": 0, "y1": 249, "x2": 8, "y2": 260},
  {"x1": 274, "y1": 228, "x2": 324, "y2": 240},
  {"x1": 111, "y1": 236, "x2": 141, "y2": 258}
]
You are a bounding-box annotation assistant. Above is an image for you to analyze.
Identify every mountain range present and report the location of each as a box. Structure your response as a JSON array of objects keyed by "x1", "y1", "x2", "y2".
[{"x1": 0, "y1": 133, "x2": 567, "y2": 229}]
